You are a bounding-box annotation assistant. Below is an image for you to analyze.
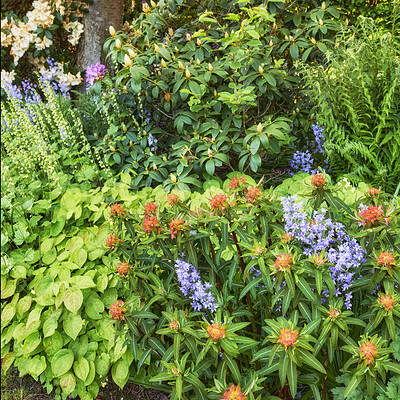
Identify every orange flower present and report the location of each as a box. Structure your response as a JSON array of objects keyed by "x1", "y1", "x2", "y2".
[
  {"x1": 311, "y1": 174, "x2": 326, "y2": 188},
  {"x1": 222, "y1": 384, "x2": 247, "y2": 400},
  {"x1": 169, "y1": 320, "x2": 179, "y2": 331},
  {"x1": 110, "y1": 300, "x2": 127, "y2": 321},
  {"x1": 273, "y1": 253, "x2": 294, "y2": 272},
  {"x1": 366, "y1": 188, "x2": 380, "y2": 197},
  {"x1": 282, "y1": 233, "x2": 294, "y2": 243},
  {"x1": 210, "y1": 194, "x2": 228, "y2": 211},
  {"x1": 117, "y1": 262, "x2": 131, "y2": 277},
  {"x1": 110, "y1": 203, "x2": 126, "y2": 217},
  {"x1": 143, "y1": 216, "x2": 161, "y2": 234},
  {"x1": 277, "y1": 328, "x2": 299, "y2": 350},
  {"x1": 106, "y1": 234, "x2": 121, "y2": 249},
  {"x1": 328, "y1": 308, "x2": 340, "y2": 319},
  {"x1": 253, "y1": 246, "x2": 264, "y2": 256},
  {"x1": 144, "y1": 202, "x2": 158, "y2": 216},
  {"x1": 313, "y1": 254, "x2": 326, "y2": 266},
  {"x1": 167, "y1": 194, "x2": 180, "y2": 206},
  {"x1": 246, "y1": 187, "x2": 262, "y2": 203},
  {"x1": 207, "y1": 323, "x2": 226, "y2": 341},
  {"x1": 170, "y1": 218, "x2": 185, "y2": 239},
  {"x1": 377, "y1": 252, "x2": 396, "y2": 269},
  {"x1": 359, "y1": 341, "x2": 377, "y2": 365},
  {"x1": 358, "y1": 205, "x2": 384, "y2": 227},
  {"x1": 378, "y1": 294, "x2": 395, "y2": 311},
  {"x1": 228, "y1": 176, "x2": 246, "y2": 190}
]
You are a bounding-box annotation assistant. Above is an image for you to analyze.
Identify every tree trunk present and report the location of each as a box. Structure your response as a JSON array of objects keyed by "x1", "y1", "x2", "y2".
[{"x1": 76, "y1": 0, "x2": 124, "y2": 89}]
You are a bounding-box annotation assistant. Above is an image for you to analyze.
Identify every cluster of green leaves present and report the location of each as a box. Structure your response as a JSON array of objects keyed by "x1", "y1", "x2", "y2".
[
  {"x1": 102, "y1": 172, "x2": 400, "y2": 399},
  {"x1": 97, "y1": 0, "x2": 342, "y2": 187},
  {"x1": 1, "y1": 179, "x2": 147, "y2": 400},
  {"x1": 301, "y1": 14, "x2": 400, "y2": 193}
]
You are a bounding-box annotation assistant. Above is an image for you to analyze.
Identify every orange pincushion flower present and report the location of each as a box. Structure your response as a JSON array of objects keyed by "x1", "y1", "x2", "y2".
[
  {"x1": 277, "y1": 328, "x2": 299, "y2": 350},
  {"x1": 253, "y1": 246, "x2": 264, "y2": 256},
  {"x1": 167, "y1": 194, "x2": 180, "y2": 206},
  {"x1": 207, "y1": 323, "x2": 226, "y2": 341},
  {"x1": 328, "y1": 309, "x2": 340, "y2": 319},
  {"x1": 273, "y1": 253, "x2": 294, "y2": 272},
  {"x1": 222, "y1": 385, "x2": 247, "y2": 400},
  {"x1": 117, "y1": 262, "x2": 131, "y2": 277},
  {"x1": 110, "y1": 203, "x2": 126, "y2": 217},
  {"x1": 246, "y1": 187, "x2": 262, "y2": 203},
  {"x1": 359, "y1": 341, "x2": 377, "y2": 365},
  {"x1": 210, "y1": 194, "x2": 228, "y2": 211},
  {"x1": 358, "y1": 205, "x2": 384, "y2": 227},
  {"x1": 228, "y1": 176, "x2": 246, "y2": 190},
  {"x1": 367, "y1": 188, "x2": 380, "y2": 197},
  {"x1": 313, "y1": 254, "x2": 326, "y2": 266},
  {"x1": 282, "y1": 233, "x2": 294, "y2": 243},
  {"x1": 144, "y1": 202, "x2": 158, "y2": 216},
  {"x1": 377, "y1": 252, "x2": 396, "y2": 269},
  {"x1": 170, "y1": 218, "x2": 185, "y2": 239},
  {"x1": 169, "y1": 320, "x2": 179, "y2": 331},
  {"x1": 110, "y1": 300, "x2": 127, "y2": 321},
  {"x1": 311, "y1": 174, "x2": 326, "y2": 187},
  {"x1": 378, "y1": 294, "x2": 395, "y2": 311},
  {"x1": 106, "y1": 234, "x2": 121, "y2": 249},
  {"x1": 143, "y1": 216, "x2": 161, "y2": 234}
]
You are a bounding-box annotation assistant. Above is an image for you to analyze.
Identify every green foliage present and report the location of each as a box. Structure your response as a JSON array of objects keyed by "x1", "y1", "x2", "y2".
[
  {"x1": 98, "y1": 0, "x2": 342, "y2": 186},
  {"x1": 302, "y1": 15, "x2": 400, "y2": 192}
]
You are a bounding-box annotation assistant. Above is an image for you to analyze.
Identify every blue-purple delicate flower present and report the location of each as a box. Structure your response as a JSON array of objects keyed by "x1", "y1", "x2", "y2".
[
  {"x1": 312, "y1": 123, "x2": 325, "y2": 153},
  {"x1": 174, "y1": 258, "x2": 217, "y2": 312},
  {"x1": 289, "y1": 150, "x2": 317, "y2": 175},
  {"x1": 86, "y1": 63, "x2": 107, "y2": 86}
]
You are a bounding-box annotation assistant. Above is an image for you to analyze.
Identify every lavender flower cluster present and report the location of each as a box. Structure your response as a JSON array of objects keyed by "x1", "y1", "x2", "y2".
[
  {"x1": 281, "y1": 196, "x2": 365, "y2": 309},
  {"x1": 147, "y1": 133, "x2": 158, "y2": 152},
  {"x1": 85, "y1": 63, "x2": 107, "y2": 87},
  {"x1": 174, "y1": 258, "x2": 218, "y2": 312}
]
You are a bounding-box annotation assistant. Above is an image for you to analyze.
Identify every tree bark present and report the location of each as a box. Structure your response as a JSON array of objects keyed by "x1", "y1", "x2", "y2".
[{"x1": 76, "y1": 0, "x2": 124, "y2": 89}]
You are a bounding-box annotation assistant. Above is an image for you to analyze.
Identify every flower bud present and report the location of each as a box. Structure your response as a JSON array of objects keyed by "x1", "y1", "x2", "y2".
[
  {"x1": 208, "y1": 63, "x2": 213, "y2": 72},
  {"x1": 214, "y1": 89, "x2": 217, "y2": 97},
  {"x1": 185, "y1": 68, "x2": 191, "y2": 79},
  {"x1": 164, "y1": 92, "x2": 170, "y2": 102},
  {"x1": 225, "y1": 31, "x2": 229, "y2": 38},
  {"x1": 129, "y1": 140, "x2": 133, "y2": 147},
  {"x1": 186, "y1": 32, "x2": 191, "y2": 41},
  {"x1": 319, "y1": 19, "x2": 324, "y2": 26},
  {"x1": 110, "y1": 145, "x2": 116, "y2": 152},
  {"x1": 124, "y1": 54, "x2": 132, "y2": 67},
  {"x1": 196, "y1": 58, "x2": 200, "y2": 65},
  {"x1": 311, "y1": 37, "x2": 317, "y2": 45},
  {"x1": 128, "y1": 48, "x2": 137, "y2": 59},
  {"x1": 208, "y1": 148, "x2": 214, "y2": 157},
  {"x1": 152, "y1": 163, "x2": 157, "y2": 170},
  {"x1": 161, "y1": 58, "x2": 167, "y2": 68},
  {"x1": 170, "y1": 173, "x2": 177, "y2": 183},
  {"x1": 257, "y1": 123, "x2": 263, "y2": 133},
  {"x1": 151, "y1": 0, "x2": 156, "y2": 7},
  {"x1": 109, "y1": 26, "x2": 116, "y2": 36},
  {"x1": 154, "y1": 44, "x2": 159, "y2": 53},
  {"x1": 178, "y1": 61, "x2": 184, "y2": 70},
  {"x1": 115, "y1": 38, "x2": 122, "y2": 49},
  {"x1": 258, "y1": 65, "x2": 263, "y2": 75},
  {"x1": 321, "y1": 1, "x2": 326, "y2": 9},
  {"x1": 269, "y1": 39, "x2": 274, "y2": 47},
  {"x1": 168, "y1": 27, "x2": 174, "y2": 36},
  {"x1": 196, "y1": 38, "x2": 202, "y2": 46}
]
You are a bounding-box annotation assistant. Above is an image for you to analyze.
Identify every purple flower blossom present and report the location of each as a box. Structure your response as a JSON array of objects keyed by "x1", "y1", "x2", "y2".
[
  {"x1": 281, "y1": 196, "x2": 365, "y2": 309},
  {"x1": 312, "y1": 123, "x2": 325, "y2": 153},
  {"x1": 85, "y1": 63, "x2": 107, "y2": 86},
  {"x1": 174, "y1": 258, "x2": 217, "y2": 312},
  {"x1": 289, "y1": 150, "x2": 318, "y2": 175}
]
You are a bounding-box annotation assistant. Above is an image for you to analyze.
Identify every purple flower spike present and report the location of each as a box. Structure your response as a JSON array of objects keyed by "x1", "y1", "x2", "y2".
[{"x1": 85, "y1": 63, "x2": 107, "y2": 86}]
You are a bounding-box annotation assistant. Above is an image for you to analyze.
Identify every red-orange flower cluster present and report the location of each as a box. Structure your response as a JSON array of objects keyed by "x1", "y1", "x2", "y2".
[
  {"x1": 222, "y1": 385, "x2": 247, "y2": 400},
  {"x1": 359, "y1": 341, "x2": 377, "y2": 365},
  {"x1": 170, "y1": 218, "x2": 185, "y2": 239},
  {"x1": 167, "y1": 194, "x2": 180, "y2": 206},
  {"x1": 328, "y1": 308, "x2": 340, "y2": 319},
  {"x1": 246, "y1": 187, "x2": 262, "y2": 203},
  {"x1": 311, "y1": 174, "x2": 326, "y2": 187},
  {"x1": 210, "y1": 194, "x2": 228, "y2": 211},
  {"x1": 377, "y1": 252, "x2": 396, "y2": 269},
  {"x1": 143, "y1": 216, "x2": 161, "y2": 234},
  {"x1": 117, "y1": 262, "x2": 131, "y2": 277},
  {"x1": 273, "y1": 253, "x2": 294, "y2": 272},
  {"x1": 378, "y1": 294, "x2": 395, "y2": 311},
  {"x1": 106, "y1": 234, "x2": 121, "y2": 249},
  {"x1": 367, "y1": 188, "x2": 380, "y2": 197},
  {"x1": 110, "y1": 300, "x2": 127, "y2": 321},
  {"x1": 169, "y1": 320, "x2": 179, "y2": 331},
  {"x1": 144, "y1": 202, "x2": 158, "y2": 216},
  {"x1": 228, "y1": 176, "x2": 246, "y2": 190},
  {"x1": 206, "y1": 323, "x2": 226, "y2": 341},
  {"x1": 277, "y1": 328, "x2": 299, "y2": 350},
  {"x1": 282, "y1": 233, "x2": 294, "y2": 243},
  {"x1": 358, "y1": 205, "x2": 384, "y2": 227},
  {"x1": 110, "y1": 203, "x2": 126, "y2": 217}
]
